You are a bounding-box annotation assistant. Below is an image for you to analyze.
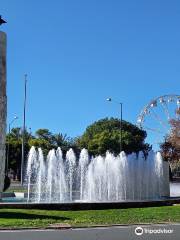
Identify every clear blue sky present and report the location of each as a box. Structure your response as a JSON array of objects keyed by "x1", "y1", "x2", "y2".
[{"x1": 1, "y1": 0, "x2": 180, "y2": 147}]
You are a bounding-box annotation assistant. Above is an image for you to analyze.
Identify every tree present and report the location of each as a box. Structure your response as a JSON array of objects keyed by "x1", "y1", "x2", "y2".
[
  {"x1": 160, "y1": 119, "x2": 180, "y2": 162},
  {"x1": 6, "y1": 127, "x2": 32, "y2": 180},
  {"x1": 76, "y1": 118, "x2": 150, "y2": 155},
  {"x1": 52, "y1": 133, "x2": 77, "y2": 153},
  {"x1": 28, "y1": 129, "x2": 74, "y2": 155},
  {"x1": 35, "y1": 129, "x2": 53, "y2": 142},
  {"x1": 6, "y1": 126, "x2": 78, "y2": 183},
  {"x1": 160, "y1": 119, "x2": 180, "y2": 179}
]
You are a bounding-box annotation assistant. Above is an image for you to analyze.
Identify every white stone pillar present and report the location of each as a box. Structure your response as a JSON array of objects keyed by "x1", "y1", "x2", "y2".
[{"x1": 0, "y1": 31, "x2": 7, "y2": 198}]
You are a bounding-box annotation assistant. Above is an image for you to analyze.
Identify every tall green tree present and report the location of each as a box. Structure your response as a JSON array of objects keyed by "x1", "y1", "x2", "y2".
[
  {"x1": 160, "y1": 119, "x2": 180, "y2": 162},
  {"x1": 7, "y1": 127, "x2": 74, "y2": 178},
  {"x1": 6, "y1": 127, "x2": 32, "y2": 179},
  {"x1": 28, "y1": 129, "x2": 74, "y2": 155},
  {"x1": 76, "y1": 118, "x2": 150, "y2": 155},
  {"x1": 29, "y1": 129, "x2": 54, "y2": 155}
]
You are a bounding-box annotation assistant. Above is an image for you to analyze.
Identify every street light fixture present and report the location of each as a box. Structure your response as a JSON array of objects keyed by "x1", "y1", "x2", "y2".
[
  {"x1": 106, "y1": 97, "x2": 123, "y2": 153},
  {"x1": 6, "y1": 116, "x2": 18, "y2": 175}
]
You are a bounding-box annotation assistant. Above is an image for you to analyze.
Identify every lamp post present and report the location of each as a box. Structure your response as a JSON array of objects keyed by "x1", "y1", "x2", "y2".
[
  {"x1": 6, "y1": 116, "x2": 18, "y2": 176},
  {"x1": 107, "y1": 98, "x2": 123, "y2": 153},
  {"x1": 21, "y1": 74, "x2": 27, "y2": 185}
]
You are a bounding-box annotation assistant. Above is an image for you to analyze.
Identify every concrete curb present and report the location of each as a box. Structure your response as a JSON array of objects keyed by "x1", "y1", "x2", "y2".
[{"x1": 0, "y1": 223, "x2": 179, "y2": 231}]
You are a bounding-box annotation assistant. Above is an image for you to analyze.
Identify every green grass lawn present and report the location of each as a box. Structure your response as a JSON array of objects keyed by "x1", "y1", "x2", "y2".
[
  {"x1": 0, "y1": 206, "x2": 180, "y2": 229},
  {"x1": 6, "y1": 185, "x2": 26, "y2": 193}
]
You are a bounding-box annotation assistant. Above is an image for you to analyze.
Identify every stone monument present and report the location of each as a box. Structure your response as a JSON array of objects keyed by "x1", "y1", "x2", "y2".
[{"x1": 0, "y1": 31, "x2": 7, "y2": 198}]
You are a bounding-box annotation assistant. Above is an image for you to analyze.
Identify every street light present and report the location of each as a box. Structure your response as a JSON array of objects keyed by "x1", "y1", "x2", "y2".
[
  {"x1": 21, "y1": 74, "x2": 27, "y2": 185},
  {"x1": 6, "y1": 116, "x2": 18, "y2": 175},
  {"x1": 106, "y1": 97, "x2": 123, "y2": 153}
]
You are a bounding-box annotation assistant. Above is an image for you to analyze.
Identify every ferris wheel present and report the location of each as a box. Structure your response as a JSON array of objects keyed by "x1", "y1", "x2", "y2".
[{"x1": 137, "y1": 94, "x2": 180, "y2": 148}]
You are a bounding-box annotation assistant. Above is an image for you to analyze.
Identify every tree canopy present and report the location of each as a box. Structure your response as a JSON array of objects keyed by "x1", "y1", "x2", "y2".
[
  {"x1": 6, "y1": 118, "x2": 150, "y2": 180},
  {"x1": 6, "y1": 128, "x2": 74, "y2": 180},
  {"x1": 76, "y1": 118, "x2": 150, "y2": 155},
  {"x1": 6, "y1": 128, "x2": 31, "y2": 179},
  {"x1": 160, "y1": 119, "x2": 180, "y2": 162},
  {"x1": 29, "y1": 129, "x2": 74, "y2": 155}
]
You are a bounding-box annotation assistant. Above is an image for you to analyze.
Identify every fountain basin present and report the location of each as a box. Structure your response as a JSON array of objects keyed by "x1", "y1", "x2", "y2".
[{"x1": 0, "y1": 198, "x2": 180, "y2": 211}]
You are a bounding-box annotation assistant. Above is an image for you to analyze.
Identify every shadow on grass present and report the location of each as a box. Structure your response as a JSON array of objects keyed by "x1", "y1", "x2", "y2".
[{"x1": 0, "y1": 212, "x2": 70, "y2": 221}]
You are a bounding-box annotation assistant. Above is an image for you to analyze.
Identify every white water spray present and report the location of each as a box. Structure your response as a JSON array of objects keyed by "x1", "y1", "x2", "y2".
[{"x1": 26, "y1": 147, "x2": 170, "y2": 202}]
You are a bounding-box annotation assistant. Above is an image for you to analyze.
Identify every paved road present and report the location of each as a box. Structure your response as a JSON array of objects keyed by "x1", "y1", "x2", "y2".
[{"x1": 0, "y1": 224, "x2": 180, "y2": 240}]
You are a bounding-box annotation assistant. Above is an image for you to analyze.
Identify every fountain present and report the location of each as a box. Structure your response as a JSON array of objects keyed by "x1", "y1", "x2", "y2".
[{"x1": 25, "y1": 147, "x2": 170, "y2": 203}]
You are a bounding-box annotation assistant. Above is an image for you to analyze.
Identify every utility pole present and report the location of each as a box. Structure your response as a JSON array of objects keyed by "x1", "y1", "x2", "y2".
[{"x1": 21, "y1": 74, "x2": 27, "y2": 185}]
